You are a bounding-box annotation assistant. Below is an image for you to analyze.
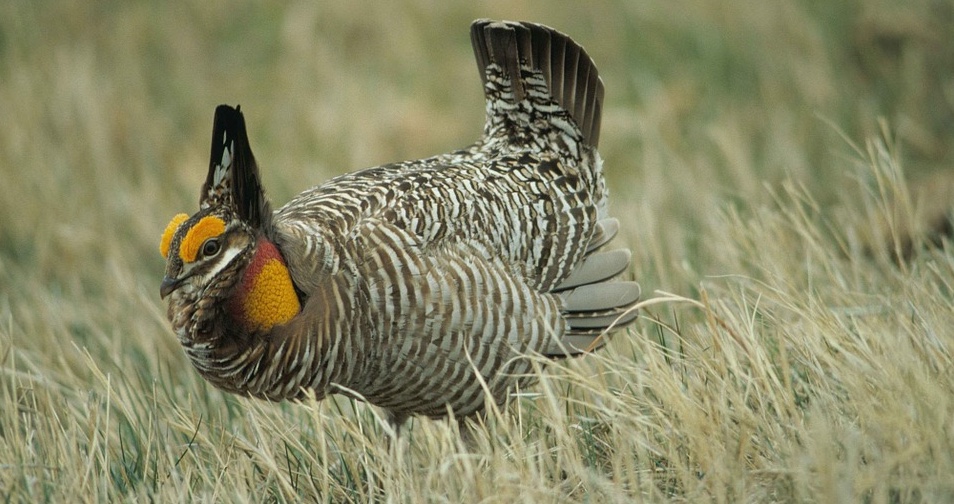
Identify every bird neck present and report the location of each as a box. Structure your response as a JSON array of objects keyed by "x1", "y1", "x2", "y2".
[
  {"x1": 228, "y1": 238, "x2": 301, "y2": 333},
  {"x1": 207, "y1": 255, "x2": 350, "y2": 402},
  {"x1": 175, "y1": 237, "x2": 356, "y2": 401}
]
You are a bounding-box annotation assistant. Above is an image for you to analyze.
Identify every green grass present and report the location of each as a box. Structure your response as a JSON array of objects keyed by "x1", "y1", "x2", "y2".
[{"x1": 2, "y1": 0, "x2": 954, "y2": 501}]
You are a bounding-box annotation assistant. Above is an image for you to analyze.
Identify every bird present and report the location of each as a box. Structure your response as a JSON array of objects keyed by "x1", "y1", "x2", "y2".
[{"x1": 159, "y1": 19, "x2": 640, "y2": 433}]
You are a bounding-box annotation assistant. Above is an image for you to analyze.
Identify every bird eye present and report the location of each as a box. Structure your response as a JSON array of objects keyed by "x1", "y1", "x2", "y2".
[{"x1": 201, "y1": 238, "x2": 221, "y2": 257}]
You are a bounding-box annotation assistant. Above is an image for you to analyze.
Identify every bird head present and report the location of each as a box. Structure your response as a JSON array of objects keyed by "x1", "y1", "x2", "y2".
[
  {"x1": 159, "y1": 208, "x2": 256, "y2": 299},
  {"x1": 159, "y1": 105, "x2": 270, "y2": 301}
]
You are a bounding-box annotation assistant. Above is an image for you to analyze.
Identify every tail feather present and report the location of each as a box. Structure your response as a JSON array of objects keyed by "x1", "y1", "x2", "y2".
[
  {"x1": 565, "y1": 305, "x2": 640, "y2": 329},
  {"x1": 553, "y1": 248, "x2": 631, "y2": 291},
  {"x1": 586, "y1": 218, "x2": 619, "y2": 253},
  {"x1": 559, "y1": 282, "x2": 641, "y2": 313},
  {"x1": 470, "y1": 19, "x2": 605, "y2": 147},
  {"x1": 546, "y1": 274, "x2": 640, "y2": 358}
]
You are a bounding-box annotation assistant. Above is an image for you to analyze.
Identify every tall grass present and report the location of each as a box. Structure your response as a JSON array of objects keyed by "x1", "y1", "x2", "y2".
[{"x1": 1, "y1": 0, "x2": 953, "y2": 501}]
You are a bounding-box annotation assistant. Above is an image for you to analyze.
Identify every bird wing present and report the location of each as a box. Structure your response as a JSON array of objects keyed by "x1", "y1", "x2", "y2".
[{"x1": 339, "y1": 218, "x2": 565, "y2": 417}]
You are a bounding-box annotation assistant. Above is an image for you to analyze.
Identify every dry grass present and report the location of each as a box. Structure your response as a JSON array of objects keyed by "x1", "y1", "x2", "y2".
[{"x1": 2, "y1": 0, "x2": 954, "y2": 502}]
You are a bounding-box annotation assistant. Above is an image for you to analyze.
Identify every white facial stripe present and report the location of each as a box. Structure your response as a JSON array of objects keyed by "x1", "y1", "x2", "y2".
[{"x1": 200, "y1": 243, "x2": 244, "y2": 282}]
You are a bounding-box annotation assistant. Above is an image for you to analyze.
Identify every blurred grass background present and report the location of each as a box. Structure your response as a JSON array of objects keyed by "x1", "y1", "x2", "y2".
[{"x1": 2, "y1": 0, "x2": 954, "y2": 501}]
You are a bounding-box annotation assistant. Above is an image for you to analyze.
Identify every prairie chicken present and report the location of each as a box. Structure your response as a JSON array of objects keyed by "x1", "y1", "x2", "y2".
[{"x1": 160, "y1": 19, "x2": 640, "y2": 430}]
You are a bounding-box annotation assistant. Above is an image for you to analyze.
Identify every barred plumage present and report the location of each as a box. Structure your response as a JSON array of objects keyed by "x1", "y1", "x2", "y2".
[{"x1": 160, "y1": 20, "x2": 640, "y2": 429}]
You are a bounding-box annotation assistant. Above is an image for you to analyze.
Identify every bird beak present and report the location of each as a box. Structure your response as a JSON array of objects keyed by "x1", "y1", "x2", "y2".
[{"x1": 159, "y1": 276, "x2": 183, "y2": 299}]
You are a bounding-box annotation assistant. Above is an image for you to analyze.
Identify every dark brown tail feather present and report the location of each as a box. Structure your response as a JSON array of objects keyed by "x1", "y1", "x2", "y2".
[{"x1": 470, "y1": 19, "x2": 605, "y2": 148}]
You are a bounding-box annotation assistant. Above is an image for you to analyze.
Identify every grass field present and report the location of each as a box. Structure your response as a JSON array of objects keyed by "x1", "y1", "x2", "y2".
[{"x1": 2, "y1": 1, "x2": 954, "y2": 501}]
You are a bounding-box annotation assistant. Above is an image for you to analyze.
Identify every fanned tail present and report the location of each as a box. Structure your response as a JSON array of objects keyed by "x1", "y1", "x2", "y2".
[{"x1": 470, "y1": 19, "x2": 605, "y2": 148}]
